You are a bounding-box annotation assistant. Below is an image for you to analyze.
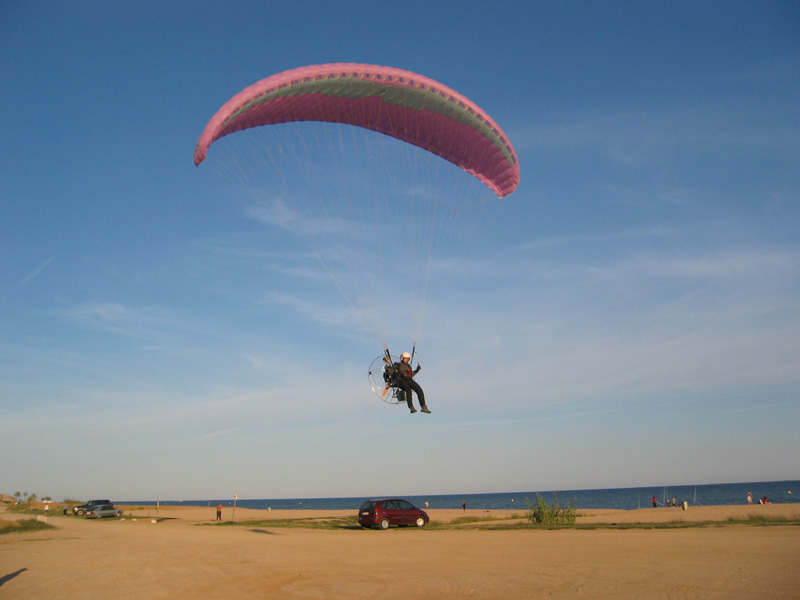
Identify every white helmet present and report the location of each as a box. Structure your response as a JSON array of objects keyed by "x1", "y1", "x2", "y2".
[{"x1": 401, "y1": 352, "x2": 411, "y2": 359}]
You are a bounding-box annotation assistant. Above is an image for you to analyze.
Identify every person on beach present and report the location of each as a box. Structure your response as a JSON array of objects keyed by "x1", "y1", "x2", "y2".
[
  {"x1": 747, "y1": 491, "x2": 753, "y2": 505},
  {"x1": 216, "y1": 503, "x2": 222, "y2": 521},
  {"x1": 392, "y1": 352, "x2": 430, "y2": 414},
  {"x1": 651, "y1": 496, "x2": 658, "y2": 508},
  {"x1": 462, "y1": 500, "x2": 466, "y2": 511}
]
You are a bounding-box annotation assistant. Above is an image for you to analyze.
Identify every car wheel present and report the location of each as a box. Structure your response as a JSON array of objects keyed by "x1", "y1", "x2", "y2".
[
  {"x1": 76, "y1": 509, "x2": 85, "y2": 516},
  {"x1": 379, "y1": 517, "x2": 390, "y2": 530},
  {"x1": 415, "y1": 517, "x2": 425, "y2": 527}
]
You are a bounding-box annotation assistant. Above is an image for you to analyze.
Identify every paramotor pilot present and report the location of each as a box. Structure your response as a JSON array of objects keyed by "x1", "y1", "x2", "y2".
[{"x1": 391, "y1": 352, "x2": 430, "y2": 414}]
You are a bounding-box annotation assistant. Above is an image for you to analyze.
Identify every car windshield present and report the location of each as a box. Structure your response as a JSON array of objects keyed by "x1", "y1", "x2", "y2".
[{"x1": 359, "y1": 501, "x2": 376, "y2": 511}]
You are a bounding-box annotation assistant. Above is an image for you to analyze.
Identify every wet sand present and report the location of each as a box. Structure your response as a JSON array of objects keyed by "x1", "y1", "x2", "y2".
[{"x1": 1, "y1": 503, "x2": 798, "y2": 598}]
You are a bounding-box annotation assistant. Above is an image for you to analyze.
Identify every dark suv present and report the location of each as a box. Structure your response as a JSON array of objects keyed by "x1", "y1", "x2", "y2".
[
  {"x1": 72, "y1": 499, "x2": 111, "y2": 516},
  {"x1": 358, "y1": 498, "x2": 429, "y2": 529}
]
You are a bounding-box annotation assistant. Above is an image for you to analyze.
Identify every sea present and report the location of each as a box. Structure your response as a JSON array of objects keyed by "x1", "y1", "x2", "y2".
[{"x1": 123, "y1": 480, "x2": 798, "y2": 511}]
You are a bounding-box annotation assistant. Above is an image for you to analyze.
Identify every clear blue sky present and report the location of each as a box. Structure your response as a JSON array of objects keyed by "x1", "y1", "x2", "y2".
[{"x1": 2, "y1": 1, "x2": 798, "y2": 502}]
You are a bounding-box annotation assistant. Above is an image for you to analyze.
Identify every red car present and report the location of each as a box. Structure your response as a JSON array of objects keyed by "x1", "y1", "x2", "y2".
[{"x1": 358, "y1": 498, "x2": 429, "y2": 530}]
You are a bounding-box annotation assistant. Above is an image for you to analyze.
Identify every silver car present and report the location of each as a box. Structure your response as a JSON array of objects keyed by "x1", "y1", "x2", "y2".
[{"x1": 84, "y1": 504, "x2": 123, "y2": 519}]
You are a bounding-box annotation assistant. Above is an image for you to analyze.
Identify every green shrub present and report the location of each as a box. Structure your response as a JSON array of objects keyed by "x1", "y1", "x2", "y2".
[
  {"x1": 526, "y1": 494, "x2": 577, "y2": 525},
  {"x1": 0, "y1": 518, "x2": 55, "y2": 535}
]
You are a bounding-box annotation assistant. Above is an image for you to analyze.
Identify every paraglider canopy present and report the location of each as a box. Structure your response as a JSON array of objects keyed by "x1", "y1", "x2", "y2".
[{"x1": 194, "y1": 63, "x2": 519, "y2": 198}]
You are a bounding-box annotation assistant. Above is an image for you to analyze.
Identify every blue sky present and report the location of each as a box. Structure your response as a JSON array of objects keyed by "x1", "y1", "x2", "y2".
[{"x1": 2, "y1": 1, "x2": 798, "y2": 502}]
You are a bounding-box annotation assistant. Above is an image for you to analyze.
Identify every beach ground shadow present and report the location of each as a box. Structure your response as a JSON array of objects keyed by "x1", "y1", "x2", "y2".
[{"x1": 0, "y1": 568, "x2": 28, "y2": 588}]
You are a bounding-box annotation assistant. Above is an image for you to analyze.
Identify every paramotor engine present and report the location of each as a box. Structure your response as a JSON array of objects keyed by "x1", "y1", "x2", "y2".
[{"x1": 367, "y1": 353, "x2": 421, "y2": 405}]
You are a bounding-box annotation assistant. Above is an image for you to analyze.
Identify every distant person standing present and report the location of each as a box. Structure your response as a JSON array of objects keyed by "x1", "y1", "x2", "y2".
[
  {"x1": 651, "y1": 496, "x2": 658, "y2": 508},
  {"x1": 747, "y1": 491, "x2": 753, "y2": 505},
  {"x1": 462, "y1": 499, "x2": 466, "y2": 511},
  {"x1": 216, "y1": 503, "x2": 222, "y2": 521}
]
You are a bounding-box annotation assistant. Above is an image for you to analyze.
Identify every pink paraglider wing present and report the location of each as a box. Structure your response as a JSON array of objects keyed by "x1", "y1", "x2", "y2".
[{"x1": 194, "y1": 63, "x2": 519, "y2": 197}]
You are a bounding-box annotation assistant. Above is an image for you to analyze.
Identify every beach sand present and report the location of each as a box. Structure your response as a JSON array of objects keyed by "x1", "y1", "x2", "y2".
[{"x1": 1, "y1": 503, "x2": 798, "y2": 598}]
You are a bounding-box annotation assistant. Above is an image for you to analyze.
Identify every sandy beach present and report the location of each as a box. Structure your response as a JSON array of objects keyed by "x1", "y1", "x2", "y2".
[{"x1": 1, "y1": 503, "x2": 798, "y2": 598}]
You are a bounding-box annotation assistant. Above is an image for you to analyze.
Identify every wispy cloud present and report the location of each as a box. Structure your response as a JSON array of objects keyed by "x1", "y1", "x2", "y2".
[
  {"x1": 197, "y1": 428, "x2": 238, "y2": 440},
  {"x1": 517, "y1": 97, "x2": 799, "y2": 168},
  {"x1": 58, "y1": 302, "x2": 177, "y2": 342},
  {"x1": 17, "y1": 256, "x2": 56, "y2": 286}
]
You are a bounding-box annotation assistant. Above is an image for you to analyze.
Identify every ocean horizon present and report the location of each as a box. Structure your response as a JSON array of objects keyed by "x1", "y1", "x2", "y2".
[{"x1": 123, "y1": 479, "x2": 798, "y2": 511}]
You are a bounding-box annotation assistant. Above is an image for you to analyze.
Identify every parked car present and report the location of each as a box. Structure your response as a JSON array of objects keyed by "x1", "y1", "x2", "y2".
[
  {"x1": 84, "y1": 504, "x2": 123, "y2": 519},
  {"x1": 358, "y1": 498, "x2": 429, "y2": 530},
  {"x1": 73, "y1": 499, "x2": 111, "y2": 516}
]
